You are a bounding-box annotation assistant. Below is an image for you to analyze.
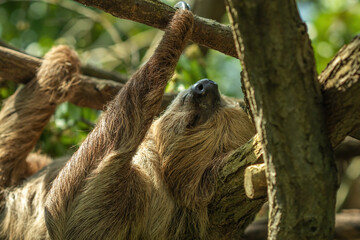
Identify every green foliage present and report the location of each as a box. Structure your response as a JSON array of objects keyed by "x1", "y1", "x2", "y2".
[
  {"x1": 0, "y1": 81, "x2": 17, "y2": 99},
  {"x1": 298, "y1": 0, "x2": 360, "y2": 72},
  {"x1": 38, "y1": 103, "x2": 99, "y2": 157},
  {"x1": 0, "y1": 0, "x2": 358, "y2": 157}
]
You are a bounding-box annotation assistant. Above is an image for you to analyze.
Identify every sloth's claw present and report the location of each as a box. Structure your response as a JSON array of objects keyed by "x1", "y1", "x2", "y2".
[{"x1": 174, "y1": 1, "x2": 191, "y2": 10}]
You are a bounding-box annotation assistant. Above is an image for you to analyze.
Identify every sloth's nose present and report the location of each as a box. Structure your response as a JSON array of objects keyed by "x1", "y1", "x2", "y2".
[
  {"x1": 191, "y1": 79, "x2": 218, "y2": 97},
  {"x1": 190, "y1": 79, "x2": 220, "y2": 107}
]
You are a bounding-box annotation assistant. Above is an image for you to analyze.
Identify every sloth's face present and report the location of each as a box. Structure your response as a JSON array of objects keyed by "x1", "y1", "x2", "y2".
[{"x1": 153, "y1": 78, "x2": 255, "y2": 154}]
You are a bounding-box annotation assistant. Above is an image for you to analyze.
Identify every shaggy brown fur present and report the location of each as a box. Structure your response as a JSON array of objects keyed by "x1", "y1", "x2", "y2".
[
  {"x1": 0, "y1": 10, "x2": 255, "y2": 240},
  {"x1": 0, "y1": 45, "x2": 80, "y2": 188}
]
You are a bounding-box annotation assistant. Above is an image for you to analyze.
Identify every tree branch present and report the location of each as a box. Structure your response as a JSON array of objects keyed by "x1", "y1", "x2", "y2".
[
  {"x1": 0, "y1": 46, "x2": 40, "y2": 84},
  {"x1": 0, "y1": 46, "x2": 175, "y2": 111},
  {"x1": 73, "y1": 0, "x2": 237, "y2": 58},
  {"x1": 0, "y1": 41, "x2": 128, "y2": 85},
  {"x1": 320, "y1": 35, "x2": 360, "y2": 147}
]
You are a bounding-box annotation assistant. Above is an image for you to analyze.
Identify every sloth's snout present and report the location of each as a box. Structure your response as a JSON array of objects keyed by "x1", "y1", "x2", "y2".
[
  {"x1": 191, "y1": 79, "x2": 218, "y2": 97},
  {"x1": 190, "y1": 79, "x2": 220, "y2": 107}
]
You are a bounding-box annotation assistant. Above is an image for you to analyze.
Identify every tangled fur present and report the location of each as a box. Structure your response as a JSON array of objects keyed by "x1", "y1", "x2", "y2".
[{"x1": 0, "y1": 10, "x2": 255, "y2": 240}]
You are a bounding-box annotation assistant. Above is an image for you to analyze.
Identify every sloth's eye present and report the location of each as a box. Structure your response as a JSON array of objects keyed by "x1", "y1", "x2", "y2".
[{"x1": 181, "y1": 92, "x2": 189, "y2": 106}]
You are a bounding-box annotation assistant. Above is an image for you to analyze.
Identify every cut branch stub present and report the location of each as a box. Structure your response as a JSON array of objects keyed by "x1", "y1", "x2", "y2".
[{"x1": 244, "y1": 163, "x2": 266, "y2": 199}]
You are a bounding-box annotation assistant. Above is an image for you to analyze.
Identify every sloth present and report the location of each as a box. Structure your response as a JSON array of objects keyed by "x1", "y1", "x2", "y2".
[{"x1": 0, "y1": 8, "x2": 255, "y2": 240}]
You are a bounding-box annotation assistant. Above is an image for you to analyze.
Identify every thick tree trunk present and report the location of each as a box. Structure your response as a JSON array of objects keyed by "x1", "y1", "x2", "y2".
[{"x1": 225, "y1": 0, "x2": 337, "y2": 239}]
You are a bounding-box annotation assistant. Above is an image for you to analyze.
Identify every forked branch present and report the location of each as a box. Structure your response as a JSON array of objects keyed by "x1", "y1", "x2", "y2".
[{"x1": 243, "y1": 35, "x2": 360, "y2": 200}]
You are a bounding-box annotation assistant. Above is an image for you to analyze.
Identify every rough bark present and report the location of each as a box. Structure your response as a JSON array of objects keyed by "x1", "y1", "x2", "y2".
[
  {"x1": 319, "y1": 35, "x2": 360, "y2": 147},
  {"x1": 226, "y1": 0, "x2": 337, "y2": 239},
  {"x1": 73, "y1": 0, "x2": 237, "y2": 58}
]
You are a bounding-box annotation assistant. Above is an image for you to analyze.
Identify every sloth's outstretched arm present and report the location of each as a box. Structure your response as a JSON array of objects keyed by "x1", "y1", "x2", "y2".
[
  {"x1": 45, "y1": 10, "x2": 193, "y2": 239},
  {"x1": 0, "y1": 46, "x2": 79, "y2": 188}
]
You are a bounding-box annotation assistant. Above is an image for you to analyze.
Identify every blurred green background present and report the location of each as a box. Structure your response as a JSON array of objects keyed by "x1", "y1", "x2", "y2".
[{"x1": 0, "y1": 0, "x2": 359, "y2": 158}]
